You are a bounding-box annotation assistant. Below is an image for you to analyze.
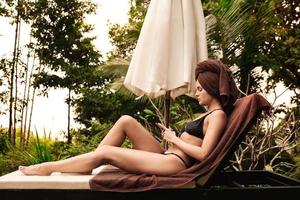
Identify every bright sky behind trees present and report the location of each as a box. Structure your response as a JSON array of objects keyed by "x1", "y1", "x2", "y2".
[{"x1": 0, "y1": 0, "x2": 129, "y2": 137}]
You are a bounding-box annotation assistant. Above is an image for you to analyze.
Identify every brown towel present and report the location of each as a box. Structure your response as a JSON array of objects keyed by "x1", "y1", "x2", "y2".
[
  {"x1": 89, "y1": 93, "x2": 271, "y2": 192},
  {"x1": 195, "y1": 60, "x2": 238, "y2": 114}
]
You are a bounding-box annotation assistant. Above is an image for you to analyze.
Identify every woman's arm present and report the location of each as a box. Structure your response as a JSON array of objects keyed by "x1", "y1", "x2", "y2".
[{"x1": 162, "y1": 111, "x2": 227, "y2": 161}]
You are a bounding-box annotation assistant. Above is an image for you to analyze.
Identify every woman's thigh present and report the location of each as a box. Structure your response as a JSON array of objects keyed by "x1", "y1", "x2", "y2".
[
  {"x1": 118, "y1": 115, "x2": 163, "y2": 153},
  {"x1": 100, "y1": 145, "x2": 186, "y2": 176}
]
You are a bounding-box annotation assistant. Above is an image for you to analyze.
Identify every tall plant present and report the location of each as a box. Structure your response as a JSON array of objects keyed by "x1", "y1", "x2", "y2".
[
  {"x1": 0, "y1": 0, "x2": 44, "y2": 147},
  {"x1": 26, "y1": 0, "x2": 102, "y2": 143},
  {"x1": 260, "y1": 0, "x2": 300, "y2": 106},
  {"x1": 5, "y1": 129, "x2": 53, "y2": 167},
  {"x1": 204, "y1": 0, "x2": 276, "y2": 94}
]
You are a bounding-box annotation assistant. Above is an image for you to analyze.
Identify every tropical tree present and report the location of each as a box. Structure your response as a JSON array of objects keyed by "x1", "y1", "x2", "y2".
[
  {"x1": 0, "y1": 0, "x2": 28, "y2": 145},
  {"x1": 26, "y1": 0, "x2": 102, "y2": 143},
  {"x1": 0, "y1": 59, "x2": 10, "y2": 116},
  {"x1": 0, "y1": 0, "x2": 10, "y2": 105},
  {"x1": 204, "y1": 0, "x2": 278, "y2": 94},
  {"x1": 260, "y1": 0, "x2": 300, "y2": 104},
  {"x1": 0, "y1": 0, "x2": 10, "y2": 16},
  {"x1": 107, "y1": 0, "x2": 150, "y2": 60}
]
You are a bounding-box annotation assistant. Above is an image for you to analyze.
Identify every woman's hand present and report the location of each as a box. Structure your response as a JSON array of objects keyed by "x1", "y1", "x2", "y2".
[
  {"x1": 162, "y1": 129, "x2": 178, "y2": 143},
  {"x1": 156, "y1": 123, "x2": 179, "y2": 144}
]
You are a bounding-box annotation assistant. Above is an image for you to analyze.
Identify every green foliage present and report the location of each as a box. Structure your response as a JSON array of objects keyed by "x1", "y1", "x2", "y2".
[
  {"x1": 73, "y1": 85, "x2": 148, "y2": 127},
  {"x1": 9, "y1": 131, "x2": 53, "y2": 164},
  {"x1": 107, "y1": 0, "x2": 150, "y2": 59},
  {"x1": 23, "y1": 0, "x2": 105, "y2": 143},
  {"x1": 50, "y1": 135, "x2": 96, "y2": 160},
  {"x1": 0, "y1": 0, "x2": 14, "y2": 17},
  {"x1": 135, "y1": 95, "x2": 203, "y2": 141},
  {"x1": 31, "y1": 131, "x2": 52, "y2": 163},
  {"x1": 143, "y1": 109, "x2": 155, "y2": 118},
  {"x1": 27, "y1": 0, "x2": 102, "y2": 93},
  {"x1": 261, "y1": 0, "x2": 300, "y2": 90},
  {"x1": 0, "y1": 129, "x2": 54, "y2": 175},
  {"x1": 0, "y1": 58, "x2": 11, "y2": 115},
  {"x1": 0, "y1": 128, "x2": 9, "y2": 154},
  {"x1": 204, "y1": 0, "x2": 299, "y2": 96},
  {"x1": 204, "y1": 0, "x2": 276, "y2": 94},
  {"x1": 50, "y1": 122, "x2": 132, "y2": 161},
  {"x1": 170, "y1": 96, "x2": 204, "y2": 128},
  {"x1": 0, "y1": 123, "x2": 130, "y2": 175}
]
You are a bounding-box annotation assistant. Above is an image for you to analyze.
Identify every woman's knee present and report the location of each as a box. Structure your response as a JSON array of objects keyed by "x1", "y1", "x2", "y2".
[
  {"x1": 94, "y1": 145, "x2": 116, "y2": 163},
  {"x1": 94, "y1": 145, "x2": 109, "y2": 160},
  {"x1": 118, "y1": 115, "x2": 136, "y2": 126}
]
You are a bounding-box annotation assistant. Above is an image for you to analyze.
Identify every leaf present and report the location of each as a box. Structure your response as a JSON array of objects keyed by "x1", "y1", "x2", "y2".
[{"x1": 143, "y1": 109, "x2": 155, "y2": 116}]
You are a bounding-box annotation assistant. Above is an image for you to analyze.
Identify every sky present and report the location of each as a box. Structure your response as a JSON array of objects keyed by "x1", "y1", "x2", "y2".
[{"x1": 0, "y1": 0, "x2": 129, "y2": 138}]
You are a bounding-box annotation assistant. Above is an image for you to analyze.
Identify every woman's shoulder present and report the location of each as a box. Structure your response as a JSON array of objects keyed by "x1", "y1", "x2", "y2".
[
  {"x1": 207, "y1": 109, "x2": 227, "y2": 124},
  {"x1": 211, "y1": 109, "x2": 226, "y2": 117},
  {"x1": 194, "y1": 109, "x2": 226, "y2": 122}
]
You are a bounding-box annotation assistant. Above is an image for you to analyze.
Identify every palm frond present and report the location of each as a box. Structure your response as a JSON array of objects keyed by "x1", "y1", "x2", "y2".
[
  {"x1": 205, "y1": 14, "x2": 217, "y2": 39},
  {"x1": 218, "y1": 0, "x2": 251, "y2": 53},
  {"x1": 99, "y1": 58, "x2": 130, "y2": 78}
]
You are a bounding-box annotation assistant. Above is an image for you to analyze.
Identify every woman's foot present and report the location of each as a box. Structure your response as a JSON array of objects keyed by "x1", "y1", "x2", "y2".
[{"x1": 19, "y1": 163, "x2": 52, "y2": 176}]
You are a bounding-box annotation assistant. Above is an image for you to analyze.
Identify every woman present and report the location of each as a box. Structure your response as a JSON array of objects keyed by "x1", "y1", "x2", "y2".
[{"x1": 19, "y1": 59, "x2": 238, "y2": 176}]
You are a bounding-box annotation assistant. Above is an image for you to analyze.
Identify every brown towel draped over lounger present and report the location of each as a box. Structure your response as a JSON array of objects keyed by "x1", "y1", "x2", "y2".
[{"x1": 89, "y1": 93, "x2": 271, "y2": 192}]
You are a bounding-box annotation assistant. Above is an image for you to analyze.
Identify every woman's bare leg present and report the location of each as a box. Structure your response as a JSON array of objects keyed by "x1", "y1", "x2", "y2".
[
  {"x1": 20, "y1": 145, "x2": 185, "y2": 176},
  {"x1": 99, "y1": 145, "x2": 186, "y2": 175},
  {"x1": 98, "y1": 115, "x2": 163, "y2": 153},
  {"x1": 19, "y1": 115, "x2": 164, "y2": 175},
  {"x1": 19, "y1": 151, "x2": 105, "y2": 175}
]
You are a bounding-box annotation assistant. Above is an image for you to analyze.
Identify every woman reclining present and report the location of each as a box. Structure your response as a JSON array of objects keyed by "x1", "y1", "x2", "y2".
[{"x1": 19, "y1": 59, "x2": 238, "y2": 176}]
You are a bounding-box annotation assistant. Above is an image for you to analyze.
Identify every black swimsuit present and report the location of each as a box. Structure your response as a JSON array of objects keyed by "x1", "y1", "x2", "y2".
[
  {"x1": 165, "y1": 109, "x2": 222, "y2": 168},
  {"x1": 180, "y1": 109, "x2": 222, "y2": 139},
  {"x1": 163, "y1": 152, "x2": 189, "y2": 168}
]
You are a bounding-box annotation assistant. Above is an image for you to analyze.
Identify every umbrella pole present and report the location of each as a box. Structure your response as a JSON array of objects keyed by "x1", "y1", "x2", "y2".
[{"x1": 163, "y1": 90, "x2": 171, "y2": 150}]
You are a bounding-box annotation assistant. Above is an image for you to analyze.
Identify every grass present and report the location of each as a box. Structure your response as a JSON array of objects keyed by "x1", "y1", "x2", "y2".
[{"x1": 0, "y1": 129, "x2": 54, "y2": 175}]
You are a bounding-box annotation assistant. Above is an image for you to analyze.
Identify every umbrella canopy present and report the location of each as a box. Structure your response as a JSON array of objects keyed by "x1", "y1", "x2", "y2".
[{"x1": 124, "y1": 0, "x2": 208, "y2": 99}]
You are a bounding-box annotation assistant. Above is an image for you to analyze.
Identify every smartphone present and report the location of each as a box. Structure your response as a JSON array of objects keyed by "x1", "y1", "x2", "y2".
[{"x1": 156, "y1": 123, "x2": 167, "y2": 131}]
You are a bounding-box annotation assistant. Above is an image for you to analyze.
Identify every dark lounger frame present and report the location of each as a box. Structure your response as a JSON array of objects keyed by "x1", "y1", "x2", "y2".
[{"x1": 1, "y1": 170, "x2": 300, "y2": 200}]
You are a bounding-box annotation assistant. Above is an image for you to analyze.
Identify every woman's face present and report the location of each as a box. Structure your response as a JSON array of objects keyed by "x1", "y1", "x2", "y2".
[{"x1": 195, "y1": 81, "x2": 212, "y2": 106}]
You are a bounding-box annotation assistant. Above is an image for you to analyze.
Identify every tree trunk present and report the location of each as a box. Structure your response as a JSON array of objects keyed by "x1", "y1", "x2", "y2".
[
  {"x1": 13, "y1": 15, "x2": 21, "y2": 146},
  {"x1": 24, "y1": 51, "x2": 36, "y2": 147},
  {"x1": 20, "y1": 35, "x2": 32, "y2": 148},
  {"x1": 9, "y1": 10, "x2": 20, "y2": 146},
  {"x1": 67, "y1": 88, "x2": 71, "y2": 144},
  {"x1": 26, "y1": 53, "x2": 42, "y2": 145}
]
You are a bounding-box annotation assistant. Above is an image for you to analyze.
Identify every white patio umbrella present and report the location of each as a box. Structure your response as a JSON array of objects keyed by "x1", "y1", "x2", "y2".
[{"x1": 124, "y1": 0, "x2": 208, "y2": 137}]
